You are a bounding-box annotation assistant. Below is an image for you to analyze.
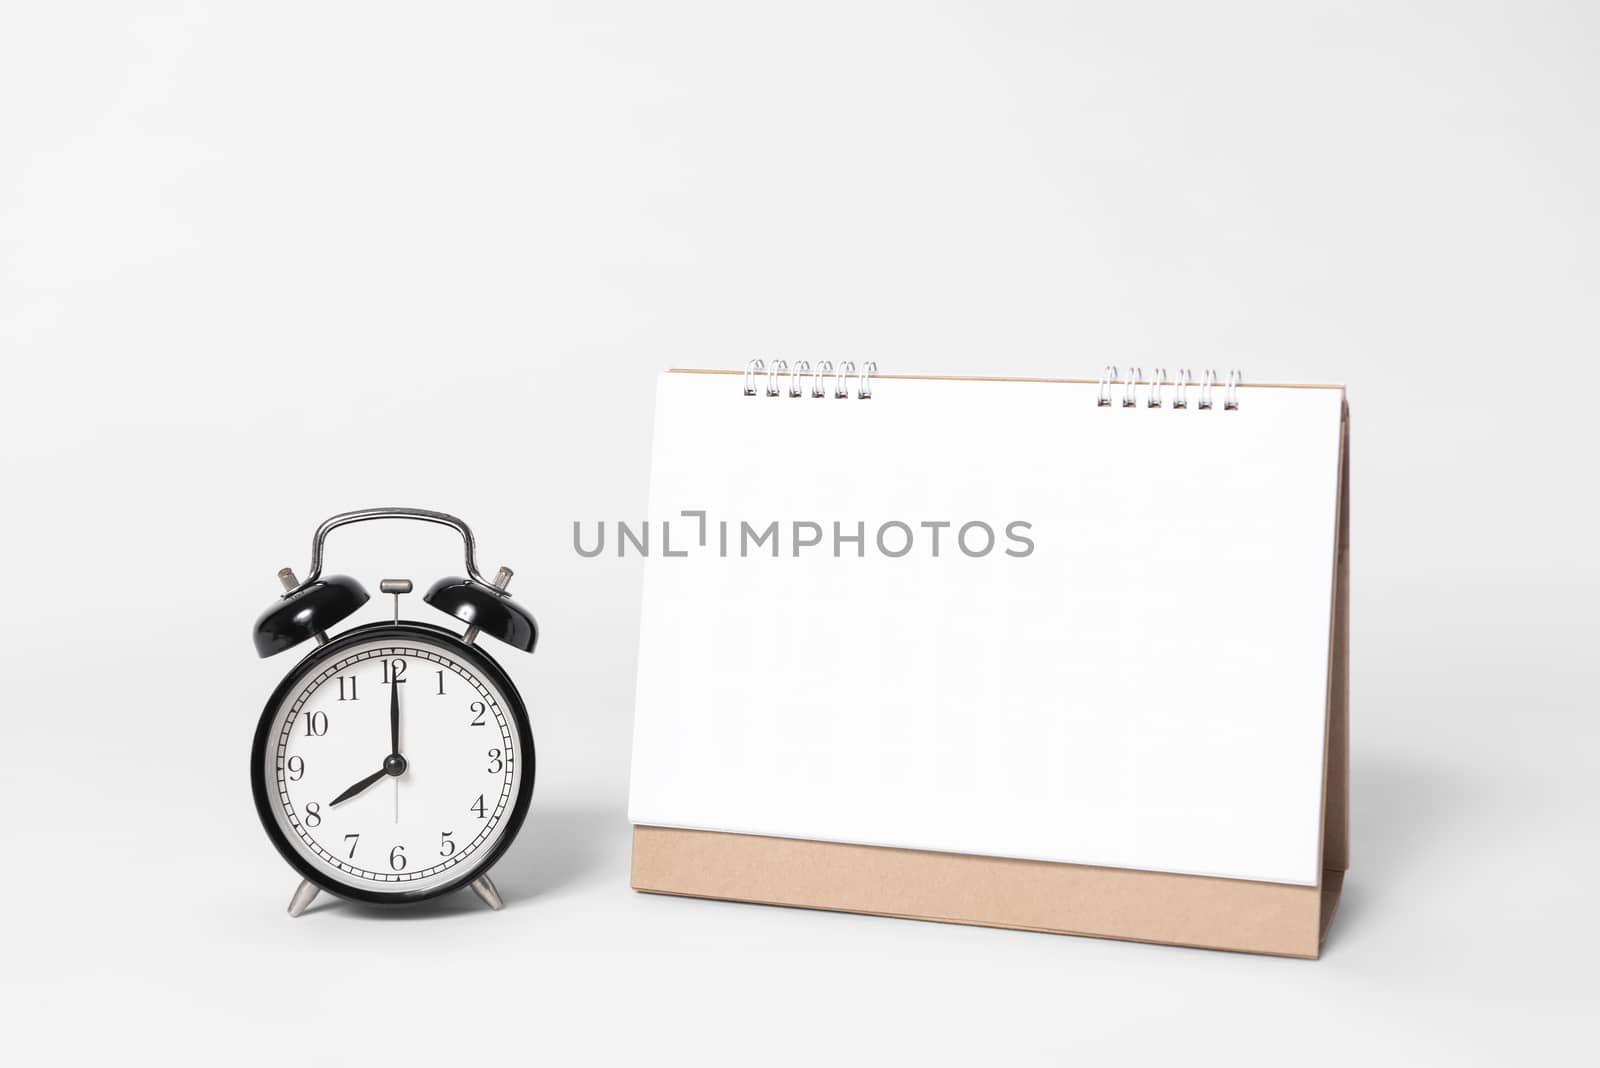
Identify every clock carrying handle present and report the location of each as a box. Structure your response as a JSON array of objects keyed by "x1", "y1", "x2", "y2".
[
  {"x1": 255, "y1": 507, "x2": 535, "y2": 657},
  {"x1": 293, "y1": 508, "x2": 491, "y2": 591}
]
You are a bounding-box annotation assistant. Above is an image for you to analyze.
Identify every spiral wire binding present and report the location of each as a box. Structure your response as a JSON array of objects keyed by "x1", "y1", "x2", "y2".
[
  {"x1": 1122, "y1": 367, "x2": 1141, "y2": 408},
  {"x1": 744, "y1": 358, "x2": 873, "y2": 399},
  {"x1": 743, "y1": 359, "x2": 766, "y2": 396},
  {"x1": 1147, "y1": 368, "x2": 1167, "y2": 408},
  {"x1": 746, "y1": 360, "x2": 1239, "y2": 404},
  {"x1": 1097, "y1": 365, "x2": 1243, "y2": 410},
  {"x1": 834, "y1": 361, "x2": 853, "y2": 398},
  {"x1": 1097, "y1": 366, "x2": 1117, "y2": 407}
]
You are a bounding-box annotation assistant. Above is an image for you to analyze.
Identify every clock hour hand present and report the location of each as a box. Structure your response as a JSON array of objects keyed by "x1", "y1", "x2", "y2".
[
  {"x1": 330, "y1": 751, "x2": 410, "y2": 807},
  {"x1": 330, "y1": 767, "x2": 388, "y2": 807}
]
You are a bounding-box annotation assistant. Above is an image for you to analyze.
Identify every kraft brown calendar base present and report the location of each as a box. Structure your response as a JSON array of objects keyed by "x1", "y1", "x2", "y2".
[{"x1": 632, "y1": 827, "x2": 1343, "y2": 958}]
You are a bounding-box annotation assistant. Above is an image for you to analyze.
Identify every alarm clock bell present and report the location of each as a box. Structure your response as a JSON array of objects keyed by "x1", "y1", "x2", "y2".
[
  {"x1": 423, "y1": 575, "x2": 539, "y2": 652},
  {"x1": 251, "y1": 574, "x2": 370, "y2": 657}
]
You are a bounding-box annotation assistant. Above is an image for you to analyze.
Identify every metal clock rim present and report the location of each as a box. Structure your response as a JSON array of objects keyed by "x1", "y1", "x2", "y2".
[{"x1": 250, "y1": 619, "x2": 536, "y2": 907}]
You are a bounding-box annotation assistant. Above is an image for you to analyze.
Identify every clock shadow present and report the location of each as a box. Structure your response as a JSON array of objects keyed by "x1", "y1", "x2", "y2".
[
  {"x1": 318, "y1": 803, "x2": 622, "y2": 920},
  {"x1": 491, "y1": 803, "x2": 624, "y2": 901}
]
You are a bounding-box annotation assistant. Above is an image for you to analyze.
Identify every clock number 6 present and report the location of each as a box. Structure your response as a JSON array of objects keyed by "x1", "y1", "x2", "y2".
[{"x1": 389, "y1": 845, "x2": 407, "y2": 871}]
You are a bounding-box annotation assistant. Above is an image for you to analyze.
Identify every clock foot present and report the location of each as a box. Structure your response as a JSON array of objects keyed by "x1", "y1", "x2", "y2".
[
  {"x1": 287, "y1": 879, "x2": 320, "y2": 917},
  {"x1": 468, "y1": 874, "x2": 504, "y2": 911}
]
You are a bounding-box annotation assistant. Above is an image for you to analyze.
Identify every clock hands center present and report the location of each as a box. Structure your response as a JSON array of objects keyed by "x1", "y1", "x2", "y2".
[{"x1": 329, "y1": 674, "x2": 409, "y2": 808}]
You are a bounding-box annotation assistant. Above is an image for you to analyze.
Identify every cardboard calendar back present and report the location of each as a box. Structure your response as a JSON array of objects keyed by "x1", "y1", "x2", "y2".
[{"x1": 629, "y1": 368, "x2": 1349, "y2": 957}]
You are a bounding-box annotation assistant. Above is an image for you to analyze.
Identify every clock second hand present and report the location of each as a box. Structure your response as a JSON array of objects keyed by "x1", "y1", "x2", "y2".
[{"x1": 390, "y1": 671, "x2": 403, "y2": 823}]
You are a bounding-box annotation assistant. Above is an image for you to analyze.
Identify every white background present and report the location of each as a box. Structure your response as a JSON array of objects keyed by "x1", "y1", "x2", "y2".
[{"x1": 1, "y1": 1, "x2": 1594, "y2": 1064}]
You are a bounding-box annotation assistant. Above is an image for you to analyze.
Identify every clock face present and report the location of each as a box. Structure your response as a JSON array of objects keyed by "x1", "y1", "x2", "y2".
[{"x1": 253, "y1": 624, "x2": 533, "y2": 901}]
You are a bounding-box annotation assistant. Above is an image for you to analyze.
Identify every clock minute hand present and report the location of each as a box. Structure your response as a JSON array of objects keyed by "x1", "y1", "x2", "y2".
[
  {"x1": 330, "y1": 767, "x2": 388, "y2": 807},
  {"x1": 390, "y1": 673, "x2": 401, "y2": 756}
]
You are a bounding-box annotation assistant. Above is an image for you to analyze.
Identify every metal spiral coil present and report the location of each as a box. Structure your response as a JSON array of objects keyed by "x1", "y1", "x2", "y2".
[
  {"x1": 1097, "y1": 366, "x2": 1244, "y2": 410},
  {"x1": 743, "y1": 358, "x2": 875, "y2": 399}
]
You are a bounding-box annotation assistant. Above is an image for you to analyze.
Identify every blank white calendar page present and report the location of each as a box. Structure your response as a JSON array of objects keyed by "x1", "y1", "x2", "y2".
[{"x1": 629, "y1": 371, "x2": 1345, "y2": 886}]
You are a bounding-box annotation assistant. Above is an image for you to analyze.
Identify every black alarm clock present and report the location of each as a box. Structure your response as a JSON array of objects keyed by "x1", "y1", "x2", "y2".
[{"x1": 250, "y1": 508, "x2": 537, "y2": 916}]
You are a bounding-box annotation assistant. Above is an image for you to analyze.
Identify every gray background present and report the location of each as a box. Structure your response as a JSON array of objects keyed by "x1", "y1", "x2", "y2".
[{"x1": 1, "y1": 1, "x2": 1594, "y2": 1063}]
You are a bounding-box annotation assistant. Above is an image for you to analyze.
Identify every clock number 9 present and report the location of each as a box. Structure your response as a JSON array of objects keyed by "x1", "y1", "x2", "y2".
[
  {"x1": 287, "y1": 755, "x2": 305, "y2": 781},
  {"x1": 487, "y1": 749, "x2": 504, "y2": 774}
]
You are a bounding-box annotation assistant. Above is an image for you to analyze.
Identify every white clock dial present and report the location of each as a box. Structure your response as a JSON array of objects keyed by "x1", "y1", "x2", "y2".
[{"x1": 261, "y1": 632, "x2": 528, "y2": 896}]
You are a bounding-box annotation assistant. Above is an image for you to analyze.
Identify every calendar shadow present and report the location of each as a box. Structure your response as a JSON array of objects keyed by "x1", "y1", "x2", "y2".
[
  {"x1": 1319, "y1": 753, "x2": 1477, "y2": 955},
  {"x1": 316, "y1": 803, "x2": 626, "y2": 921}
]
